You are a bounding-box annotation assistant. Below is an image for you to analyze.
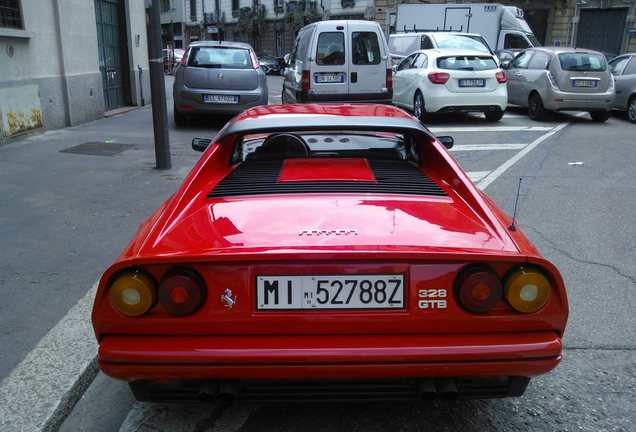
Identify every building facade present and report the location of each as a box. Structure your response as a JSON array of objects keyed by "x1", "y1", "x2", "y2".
[
  {"x1": 377, "y1": 0, "x2": 636, "y2": 55},
  {"x1": 0, "y1": 0, "x2": 151, "y2": 144}
]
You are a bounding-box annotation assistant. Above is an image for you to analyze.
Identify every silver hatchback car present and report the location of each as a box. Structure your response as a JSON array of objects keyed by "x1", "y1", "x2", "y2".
[
  {"x1": 504, "y1": 47, "x2": 615, "y2": 122},
  {"x1": 608, "y1": 53, "x2": 636, "y2": 123},
  {"x1": 173, "y1": 42, "x2": 268, "y2": 125}
]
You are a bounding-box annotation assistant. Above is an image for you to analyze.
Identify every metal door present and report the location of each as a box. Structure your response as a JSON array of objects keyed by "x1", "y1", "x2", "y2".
[
  {"x1": 444, "y1": 7, "x2": 471, "y2": 32},
  {"x1": 95, "y1": 0, "x2": 126, "y2": 111},
  {"x1": 576, "y1": 8, "x2": 628, "y2": 56}
]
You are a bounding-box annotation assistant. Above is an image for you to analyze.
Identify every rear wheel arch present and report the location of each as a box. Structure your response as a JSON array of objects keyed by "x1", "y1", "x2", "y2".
[
  {"x1": 528, "y1": 91, "x2": 547, "y2": 121},
  {"x1": 627, "y1": 94, "x2": 636, "y2": 123}
]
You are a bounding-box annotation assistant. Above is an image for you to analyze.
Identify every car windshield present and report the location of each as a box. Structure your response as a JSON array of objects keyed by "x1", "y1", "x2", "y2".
[
  {"x1": 558, "y1": 53, "x2": 607, "y2": 72},
  {"x1": 237, "y1": 131, "x2": 415, "y2": 163},
  {"x1": 432, "y1": 34, "x2": 492, "y2": 54},
  {"x1": 187, "y1": 47, "x2": 253, "y2": 69},
  {"x1": 437, "y1": 56, "x2": 497, "y2": 71}
]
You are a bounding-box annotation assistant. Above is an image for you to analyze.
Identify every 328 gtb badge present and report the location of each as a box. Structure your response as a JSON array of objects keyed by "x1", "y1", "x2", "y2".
[{"x1": 418, "y1": 289, "x2": 447, "y2": 309}]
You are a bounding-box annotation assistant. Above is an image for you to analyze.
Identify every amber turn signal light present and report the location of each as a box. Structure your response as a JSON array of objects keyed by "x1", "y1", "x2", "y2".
[
  {"x1": 455, "y1": 266, "x2": 502, "y2": 313},
  {"x1": 109, "y1": 272, "x2": 157, "y2": 317},
  {"x1": 504, "y1": 267, "x2": 551, "y2": 313},
  {"x1": 158, "y1": 269, "x2": 206, "y2": 316}
]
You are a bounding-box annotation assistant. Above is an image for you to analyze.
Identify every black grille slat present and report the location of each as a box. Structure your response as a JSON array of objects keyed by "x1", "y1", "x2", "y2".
[{"x1": 208, "y1": 160, "x2": 447, "y2": 198}]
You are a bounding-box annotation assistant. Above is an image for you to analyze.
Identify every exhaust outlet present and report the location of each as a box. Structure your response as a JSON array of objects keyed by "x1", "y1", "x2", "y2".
[
  {"x1": 218, "y1": 381, "x2": 242, "y2": 402},
  {"x1": 198, "y1": 381, "x2": 220, "y2": 403},
  {"x1": 416, "y1": 379, "x2": 437, "y2": 400},
  {"x1": 489, "y1": 106, "x2": 496, "y2": 111},
  {"x1": 435, "y1": 378, "x2": 458, "y2": 400}
]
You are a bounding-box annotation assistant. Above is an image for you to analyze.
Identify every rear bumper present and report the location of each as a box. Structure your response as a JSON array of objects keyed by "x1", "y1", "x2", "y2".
[
  {"x1": 98, "y1": 331, "x2": 562, "y2": 381},
  {"x1": 542, "y1": 88, "x2": 614, "y2": 112},
  {"x1": 296, "y1": 89, "x2": 393, "y2": 104},
  {"x1": 427, "y1": 90, "x2": 507, "y2": 113},
  {"x1": 174, "y1": 85, "x2": 268, "y2": 115}
]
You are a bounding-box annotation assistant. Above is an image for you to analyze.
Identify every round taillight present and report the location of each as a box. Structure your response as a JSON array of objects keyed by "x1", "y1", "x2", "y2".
[
  {"x1": 158, "y1": 270, "x2": 206, "y2": 315},
  {"x1": 109, "y1": 272, "x2": 157, "y2": 317},
  {"x1": 455, "y1": 266, "x2": 502, "y2": 313},
  {"x1": 504, "y1": 267, "x2": 551, "y2": 313}
]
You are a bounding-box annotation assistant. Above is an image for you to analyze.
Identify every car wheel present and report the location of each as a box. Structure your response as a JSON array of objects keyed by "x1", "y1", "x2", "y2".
[
  {"x1": 174, "y1": 105, "x2": 187, "y2": 127},
  {"x1": 413, "y1": 92, "x2": 431, "y2": 122},
  {"x1": 589, "y1": 111, "x2": 611, "y2": 122},
  {"x1": 528, "y1": 93, "x2": 547, "y2": 121},
  {"x1": 628, "y1": 97, "x2": 636, "y2": 124},
  {"x1": 485, "y1": 110, "x2": 504, "y2": 121},
  {"x1": 279, "y1": 68, "x2": 285, "y2": 76}
]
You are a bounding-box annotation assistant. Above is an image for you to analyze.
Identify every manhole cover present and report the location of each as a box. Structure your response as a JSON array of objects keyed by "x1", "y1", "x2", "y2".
[{"x1": 60, "y1": 142, "x2": 136, "y2": 157}]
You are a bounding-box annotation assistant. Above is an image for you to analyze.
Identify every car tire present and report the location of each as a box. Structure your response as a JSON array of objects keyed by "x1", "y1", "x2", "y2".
[
  {"x1": 279, "y1": 68, "x2": 285, "y2": 76},
  {"x1": 485, "y1": 110, "x2": 504, "y2": 122},
  {"x1": 413, "y1": 92, "x2": 431, "y2": 122},
  {"x1": 627, "y1": 97, "x2": 636, "y2": 124},
  {"x1": 589, "y1": 111, "x2": 611, "y2": 122},
  {"x1": 174, "y1": 105, "x2": 187, "y2": 127},
  {"x1": 528, "y1": 93, "x2": 547, "y2": 121}
]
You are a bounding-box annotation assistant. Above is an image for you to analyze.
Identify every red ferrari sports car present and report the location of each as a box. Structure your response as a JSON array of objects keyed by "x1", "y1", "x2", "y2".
[{"x1": 92, "y1": 104, "x2": 568, "y2": 402}]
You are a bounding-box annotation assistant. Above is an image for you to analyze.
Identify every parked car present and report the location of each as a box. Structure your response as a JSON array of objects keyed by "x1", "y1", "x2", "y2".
[
  {"x1": 282, "y1": 20, "x2": 393, "y2": 104},
  {"x1": 503, "y1": 47, "x2": 615, "y2": 122},
  {"x1": 608, "y1": 53, "x2": 636, "y2": 123},
  {"x1": 163, "y1": 48, "x2": 185, "y2": 73},
  {"x1": 258, "y1": 54, "x2": 279, "y2": 75},
  {"x1": 92, "y1": 103, "x2": 568, "y2": 403},
  {"x1": 173, "y1": 41, "x2": 268, "y2": 125},
  {"x1": 388, "y1": 32, "x2": 495, "y2": 64},
  {"x1": 392, "y1": 49, "x2": 507, "y2": 121}
]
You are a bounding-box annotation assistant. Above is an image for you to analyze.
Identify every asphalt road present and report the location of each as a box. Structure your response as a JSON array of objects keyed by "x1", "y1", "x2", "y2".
[{"x1": 2, "y1": 75, "x2": 634, "y2": 432}]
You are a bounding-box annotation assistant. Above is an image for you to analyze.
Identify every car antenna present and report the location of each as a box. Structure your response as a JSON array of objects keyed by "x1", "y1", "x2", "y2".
[{"x1": 508, "y1": 177, "x2": 522, "y2": 232}]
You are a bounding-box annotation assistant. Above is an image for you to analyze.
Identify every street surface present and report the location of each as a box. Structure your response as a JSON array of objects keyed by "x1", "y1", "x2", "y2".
[{"x1": 2, "y1": 75, "x2": 635, "y2": 432}]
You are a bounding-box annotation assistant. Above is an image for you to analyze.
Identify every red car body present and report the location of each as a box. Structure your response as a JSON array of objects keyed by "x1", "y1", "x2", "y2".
[{"x1": 92, "y1": 104, "x2": 568, "y2": 402}]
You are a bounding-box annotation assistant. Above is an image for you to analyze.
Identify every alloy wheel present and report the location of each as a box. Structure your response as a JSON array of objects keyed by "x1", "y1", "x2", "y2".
[{"x1": 629, "y1": 98, "x2": 636, "y2": 123}]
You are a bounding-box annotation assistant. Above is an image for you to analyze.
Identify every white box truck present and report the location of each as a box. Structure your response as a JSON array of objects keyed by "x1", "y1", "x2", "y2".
[{"x1": 389, "y1": 3, "x2": 539, "y2": 53}]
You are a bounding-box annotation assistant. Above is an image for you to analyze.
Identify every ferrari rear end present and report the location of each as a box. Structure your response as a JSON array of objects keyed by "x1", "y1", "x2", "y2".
[{"x1": 92, "y1": 104, "x2": 568, "y2": 402}]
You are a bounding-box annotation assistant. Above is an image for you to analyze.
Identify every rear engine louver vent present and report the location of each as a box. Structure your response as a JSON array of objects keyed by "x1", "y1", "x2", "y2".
[{"x1": 208, "y1": 160, "x2": 447, "y2": 198}]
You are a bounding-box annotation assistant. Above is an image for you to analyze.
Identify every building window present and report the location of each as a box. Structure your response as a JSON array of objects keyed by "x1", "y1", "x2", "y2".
[
  {"x1": 189, "y1": 0, "x2": 197, "y2": 21},
  {"x1": 275, "y1": 0, "x2": 283, "y2": 6},
  {"x1": 232, "y1": 0, "x2": 239, "y2": 12},
  {"x1": 253, "y1": 0, "x2": 259, "y2": 6},
  {"x1": 276, "y1": 31, "x2": 282, "y2": 57},
  {"x1": 0, "y1": 0, "x2": 24, "y2": 29},
  {"x1": 160, "y1": 0, "x2": 170, "y2": 13}
]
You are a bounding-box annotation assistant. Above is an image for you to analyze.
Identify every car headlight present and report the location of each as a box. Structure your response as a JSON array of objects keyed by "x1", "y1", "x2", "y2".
[
  {"x1": 109, "y1": 272, "x2": 157, "y2": 317},
  {"x1": 504, "y1": 267, "x2": 551, "y2": 313}
]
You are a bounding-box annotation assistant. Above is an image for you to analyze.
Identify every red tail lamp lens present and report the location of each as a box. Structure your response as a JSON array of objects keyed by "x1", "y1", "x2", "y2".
[
  {"x1": 428, "y1": 72, "x2": 450, "y2": 84},
  {"x1": 302, "y1": 70, "x2": 311, "y2": 91},
  {"x1": 496, "y1": 71, "x2": 506, "y2": 83},
  {"x1": 386, "y1": 69, "x2": 393, "y2": 88},
  {"x1": 158, "y1": 270, "x2": 206, "y2": 315},
  {"x1": 455, "y1": 267, "x2": 502, "y2": 313}
]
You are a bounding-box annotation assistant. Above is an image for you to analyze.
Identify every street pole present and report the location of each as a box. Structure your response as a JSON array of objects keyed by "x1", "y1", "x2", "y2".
[{"x1": 146, "y1": 0, "x2": 172, "y2": 170}]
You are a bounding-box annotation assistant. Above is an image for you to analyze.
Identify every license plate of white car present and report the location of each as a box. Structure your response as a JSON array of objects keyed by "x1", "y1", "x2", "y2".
[
  {"x1": 316, "y1": 74, "x2": 345, "y2": 84},
  {"x1": 459, "y1": 79, "x2": 485, "y2": 87},
  {"x1": 256, "y1": 274, "x2": 405, "y2": 310},
  {"x1": 572, "y1": 80, "x2": 597, "y2": 88},
  {"x1": 204, "y1": 94, "x2": 238, "y2": 103}
]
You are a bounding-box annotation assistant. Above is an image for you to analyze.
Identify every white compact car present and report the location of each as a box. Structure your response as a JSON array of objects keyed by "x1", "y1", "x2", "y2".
[{"x1": 392, "y1": 49, "x2": 508, "y2": 121}]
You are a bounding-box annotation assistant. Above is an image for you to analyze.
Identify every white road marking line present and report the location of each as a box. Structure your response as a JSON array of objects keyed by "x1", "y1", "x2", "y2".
[
  {"x1": 451, "y1": 144, "x2": 527, "y2": 151},
  {"x1": 429, "y1": 126, "x2": 553, "y2": 133},
  {"x1": 0, "y1": 282, "x2": 99, "y2": 432},
  {"x1": 466, "y1": 171, "x2": 491, "y2": 182},
  {"x1": 476, "y1": 121, "x2": 572, "y2": 190}
]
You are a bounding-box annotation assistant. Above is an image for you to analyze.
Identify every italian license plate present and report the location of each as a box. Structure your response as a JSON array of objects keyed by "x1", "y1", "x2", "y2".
[
  {"x1": 204, "y1": 94, "x2": 238, "y2": 103},
  {"x1": 459, "y1": 79, "x2": 485, "y2": 87},
  {"x1": 256, "y1": 274, "x2": 405, "y2": 310},
  {"x1": 316, "y1": 74, "x2": 345, "y2": 84},
  {"x1": 572, "y1": 80, "x2": 597, "y2": 88}
]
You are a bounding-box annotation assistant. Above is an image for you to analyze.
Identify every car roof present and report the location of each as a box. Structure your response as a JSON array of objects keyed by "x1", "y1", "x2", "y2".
[
  {"x1": 218, "y1": 104, "x2": 434, "y2": 142},
  {"x1": 529, "y1": 46, "x2": 606, "y2": 56},
  {"x1": 414, "y1": 49, "x2": 495, "y2": 58},
  {"x1": 390, "y1": 32, "x2": 485, "y2": 38},
  {"x1": 188, "y1": 41, "x2": 253, "y2": 50}
]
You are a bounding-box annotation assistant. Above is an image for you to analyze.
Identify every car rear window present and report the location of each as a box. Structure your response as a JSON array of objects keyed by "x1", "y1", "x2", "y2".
[
  {"x1": 316, "y1": 32, "x2": 345, "y2": 65},
  {"x1": 187, "y1": 47, "x2": 254, "y2": 69},
  {"x1": 351, "y1": 32, "x2": 381, "y2": 65},
  {"x1": 432, "y1": 34, "x2": 492, "y2": 54},
  {"x1": 558, "y1": 53, "x2": 606, "y2": 72},
  {"x1": 437, "y1": 56, "x2": 497, "y2": 71}
]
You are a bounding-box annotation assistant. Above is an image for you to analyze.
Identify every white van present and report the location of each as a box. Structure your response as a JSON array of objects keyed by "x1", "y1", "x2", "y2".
[{"x1": 282, "y1": 20, "x2": 393, "y2": 104}]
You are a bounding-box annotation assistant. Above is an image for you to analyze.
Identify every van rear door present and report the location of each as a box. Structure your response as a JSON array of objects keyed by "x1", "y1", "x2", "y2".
[
  {"x1": 348, "y1": 22, "x2": 388, "y2": 99},
  {"x1": 310, "y1": 24, "x2": 349, "y2": 99}
]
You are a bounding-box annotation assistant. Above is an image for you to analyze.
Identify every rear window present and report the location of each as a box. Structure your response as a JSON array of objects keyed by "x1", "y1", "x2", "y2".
[
  {"x1": 351, "y1": 32, "x2": 381, "y2": 65},
  {"x1": 437, "y1": 56, "x2": 497, "y2": 71},
  {"x1": 558, "y1": 53, "x2": 606, "y2": 72},
  {"x1": 187, "y1": 47, "x2": 253, "y2": 69},
  {"x1": 316, "y1": 32, "x2": 345, "y2": 65},
  {"x1": 432, "y1": 34, "x2": 492, "y2": 54}
]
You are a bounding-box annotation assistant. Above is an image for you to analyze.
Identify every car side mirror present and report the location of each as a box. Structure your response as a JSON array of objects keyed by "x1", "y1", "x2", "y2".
[
  {"x1": 501, "y1": 61, "x2": 510, "y2": 69},
  {"x1": 192, "y1": 138, "x2": 212, "y2": 152},
  {"x1": 437, "y1": 136, "x2": 454, "y2": 150}
]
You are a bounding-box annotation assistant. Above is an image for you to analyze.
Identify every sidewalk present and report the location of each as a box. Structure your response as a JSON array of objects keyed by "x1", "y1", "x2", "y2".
[{"x1": 0, "y1": 96, "x2": 209, "y2": 431}]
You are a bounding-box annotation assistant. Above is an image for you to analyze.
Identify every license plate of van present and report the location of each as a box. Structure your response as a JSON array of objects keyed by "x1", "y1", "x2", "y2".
[
  {"x1": 572, "y1": 80, "x2": 597, "y2": 88},
  {"x1": 459, "y1": 79, "x2": 485, "y2": 87},
  {"x1": 315, "y1": 74, "x2": 345, "y2": 84},
  {"x1": 204, "y1": 95, "x2": 238, "y2": 103}
]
